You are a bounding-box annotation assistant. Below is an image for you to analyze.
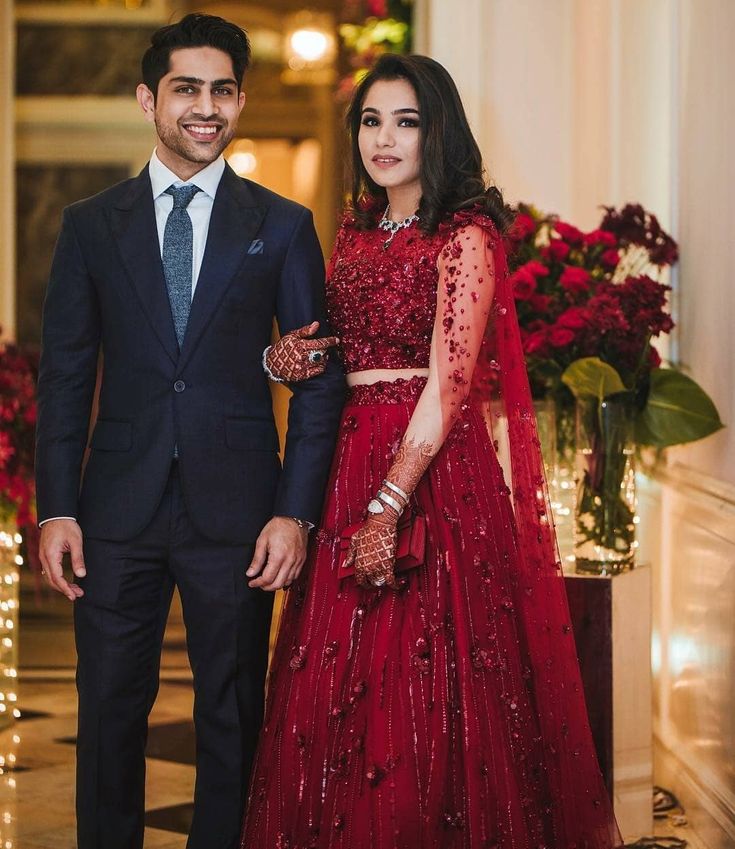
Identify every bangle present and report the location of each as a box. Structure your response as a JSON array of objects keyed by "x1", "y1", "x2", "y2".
[
  {"x1": 377, "y1": 490, "x2": 403, "y2": 515},
  {"x1": 262, "y1": 345, "x2": 286, "y2": 384},
  {"x1": 382, "y1": 479, "x2": 409, "y2": 504}
]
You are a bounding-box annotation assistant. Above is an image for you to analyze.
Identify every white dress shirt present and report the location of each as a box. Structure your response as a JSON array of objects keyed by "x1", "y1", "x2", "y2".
[{"x1": 40, "y1": 150, "x2": 226, "y2": 527}]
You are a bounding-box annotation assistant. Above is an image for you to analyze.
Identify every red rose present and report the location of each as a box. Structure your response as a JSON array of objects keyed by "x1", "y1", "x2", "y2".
[
  {"x1": 23, "y1": 400, "x2": 37, "y2": 425},
  {"x1": 600, "y1": 249, "x2": 620, "y2": 268},
  {"x1": 657, "y1": 315, "x2": 674, "y2": 335},
  {"x1": 584, "y1": 229, "x2": 617, "y2": 247},
  {"x1": 554, "y1": 221, "x2": 585, "y2": 244},
  {"x1": 524, "y1": 330, "x2": 549, "y2": 355},
  {"x1": 559, "y1": 266, "x2": 592, "y2": 293},
  {"x1": 511, "y1": 267, "x2": 537, "y2": 300},
  {"x1": 648, "y1": 347, "x2": 662, "y2": 368},
  {"x1": 0, "y1": 431, "x2": 14, "y2": 467},
  {"x1": 586, "y1": 293, "x2": 629, "y2": 333},
  {"x1": 512, "y1": 213, "x2": 536, "y2": 240},
  {"x1": 524, "y1": 260, "x2": 550, "y2": 277},
  {"x1": 549, "y1": 327, "x2": 576, "y2": 347},
  {"x1": 366, "y1": 0, "x2": 388, "y2": 16},
  {"x1": 7, "y1": 475, "x2": 27, "y2": 501},
  {"x1": 557, "y1": 306, "x2": 590, "y2": 329},
  {"x1": 529, "y1": 294, "x2": 552, "y2": 313},
  {"x1": 546, "y1": 240, "x2": 571, "y2": 261}
]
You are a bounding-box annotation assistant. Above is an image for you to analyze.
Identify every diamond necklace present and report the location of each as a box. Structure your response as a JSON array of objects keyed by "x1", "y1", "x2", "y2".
[{"x1": 378, "y1": 204, "x2": 419, "y2": 249}]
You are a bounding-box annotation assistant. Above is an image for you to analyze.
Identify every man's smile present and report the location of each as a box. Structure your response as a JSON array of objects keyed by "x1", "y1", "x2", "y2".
[{"x1": 182, "y1": 122, "x2": 223, "y2": 140}]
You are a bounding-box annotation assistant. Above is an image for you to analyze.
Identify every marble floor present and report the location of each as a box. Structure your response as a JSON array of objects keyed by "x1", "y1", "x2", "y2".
[{"x1": 0, "y1": 573, "x2": 709, "y2": 849}]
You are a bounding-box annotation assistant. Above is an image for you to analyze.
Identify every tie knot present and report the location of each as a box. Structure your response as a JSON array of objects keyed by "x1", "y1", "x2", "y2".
[{"x1": 166, "y1": 184, "x2": 200, "y2": 210}]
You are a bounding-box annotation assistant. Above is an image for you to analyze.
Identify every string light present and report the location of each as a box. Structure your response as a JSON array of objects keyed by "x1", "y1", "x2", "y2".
[
  {"x1": 0, "y1": 527, "x2": 19, "y2": 849},
  {"x1": 0, "y1": 530, "x2": 19, "y2": 732}
]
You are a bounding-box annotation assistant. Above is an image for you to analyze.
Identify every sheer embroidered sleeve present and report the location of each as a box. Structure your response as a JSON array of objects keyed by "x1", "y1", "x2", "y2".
[
  {"x1": 345, "y1": 220, "x2": 498, "y2": 588},
  {"x1": 380, "y1": 221, "x2": 498, "y2": 498}
]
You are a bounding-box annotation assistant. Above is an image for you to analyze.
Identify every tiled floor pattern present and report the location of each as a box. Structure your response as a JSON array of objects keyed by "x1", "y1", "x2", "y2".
[
  {"x1": 1, "y1": 678, "x2": 194, "y2": 848},
  {"x1": 0, "y1": 576, "x2": 709, "y2": 848},
  {"x1": 2, "y1": 577, "x2": 196, "y2": 848}
]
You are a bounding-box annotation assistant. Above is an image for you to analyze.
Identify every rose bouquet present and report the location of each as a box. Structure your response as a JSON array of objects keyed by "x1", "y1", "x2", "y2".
[{"x1": 507, "y1": 204, "x2": 723, "y2": 570}]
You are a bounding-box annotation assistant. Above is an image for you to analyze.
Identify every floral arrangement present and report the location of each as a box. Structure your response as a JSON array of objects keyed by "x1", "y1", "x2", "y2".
[
  {"x1": 0, "y1": 338, "x2": 37, "y2": 529},
  {"x1": 337, "y1": 0, "x2": 413, "y2": 99},
  {"x1": 507, "y1": 204, "x2": 723, "y2": 570},
  {"x1": 507, "y1": 203, "x2": 721, "y2": 448}
]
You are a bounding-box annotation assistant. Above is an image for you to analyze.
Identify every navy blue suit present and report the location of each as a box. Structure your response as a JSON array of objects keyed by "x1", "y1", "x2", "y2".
[{"x1": 35, "y1": 163, "x2": 345, "y2": 849}]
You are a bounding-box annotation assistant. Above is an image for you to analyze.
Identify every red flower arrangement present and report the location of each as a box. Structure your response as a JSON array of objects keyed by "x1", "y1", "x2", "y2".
[
  {"x1": 508, "y1": 205, "x2": 721, "y2": 570},
  {"x1": 0, "y1": 337, "x2": 38, "y2": 535},
  {"x1": 507, "y1": 203, "x2": 679, "y2": 409}
]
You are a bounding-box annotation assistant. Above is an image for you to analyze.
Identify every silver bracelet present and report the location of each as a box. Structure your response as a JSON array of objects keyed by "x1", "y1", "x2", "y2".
[
  {"x1": 262, "y1": 345, "x2": 286, "y2": 384},
  {"x1": 382, "y1": 479, "x2": 409, "y2": 504},
  {"x1": 377, "y1": 490, "x2": 404, "y2": 515}
]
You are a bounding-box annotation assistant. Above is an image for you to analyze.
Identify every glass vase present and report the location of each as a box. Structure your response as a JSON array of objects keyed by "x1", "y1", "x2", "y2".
[
  {"x1": 534, "y1": 398, "x2": 575, "y2": 565},
  {"x1": 574, "y1": 394, "x2": 637, "y2": 575}
]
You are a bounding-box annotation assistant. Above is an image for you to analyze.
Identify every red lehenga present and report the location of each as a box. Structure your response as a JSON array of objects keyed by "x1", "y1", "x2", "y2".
[{"x1": 240, "y1": 210, "x2": 622, "y2": 849}]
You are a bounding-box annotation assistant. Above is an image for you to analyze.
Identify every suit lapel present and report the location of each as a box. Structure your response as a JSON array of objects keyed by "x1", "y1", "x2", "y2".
[
  {"x1": 111, "y1": 166, "x2": 179, "y2": 365},
  {"x1": 178, "y1": 165, "x2": 266, "y2": 369}
]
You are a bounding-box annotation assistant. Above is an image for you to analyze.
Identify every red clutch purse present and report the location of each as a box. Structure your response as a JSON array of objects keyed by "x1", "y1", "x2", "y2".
[{"x1": 338, "y1": 511, "x2": 427, "y2": 579}]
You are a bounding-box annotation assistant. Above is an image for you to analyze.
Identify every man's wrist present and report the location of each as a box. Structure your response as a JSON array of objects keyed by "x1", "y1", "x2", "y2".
[
  {"x1": 39, "y1": 516, "x2": 77, "y2": 528},
  {"x1": 274, "y1": 515, "x2": 314, "y2": 532}
]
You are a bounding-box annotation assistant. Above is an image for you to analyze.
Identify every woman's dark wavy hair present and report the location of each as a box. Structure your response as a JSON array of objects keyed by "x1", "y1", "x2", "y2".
[
  {"x1": 347, "y1": 53, "x2": 514, "y2": 235},
  {"x1": 142, "y1": 13, "x2": 251, "y2": 98}
]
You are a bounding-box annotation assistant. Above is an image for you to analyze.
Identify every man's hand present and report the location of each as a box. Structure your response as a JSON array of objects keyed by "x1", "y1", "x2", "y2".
[
  {"x1": 39, "y1": 519, "x2": 86, "y2": 602},
  {"x1": 246, "y1": 517, "x2": 308, "y2": 591}
]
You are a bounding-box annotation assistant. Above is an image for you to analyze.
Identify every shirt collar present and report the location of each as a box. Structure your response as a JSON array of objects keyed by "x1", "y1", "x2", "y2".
[{"x1": 149, "y1": 148, "x2": 226, "y2": 201}]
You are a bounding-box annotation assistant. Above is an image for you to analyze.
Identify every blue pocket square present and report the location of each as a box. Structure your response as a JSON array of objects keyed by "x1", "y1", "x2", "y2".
[{"x1": 247, "y1": 239, "x2": 264, "y2": 255}]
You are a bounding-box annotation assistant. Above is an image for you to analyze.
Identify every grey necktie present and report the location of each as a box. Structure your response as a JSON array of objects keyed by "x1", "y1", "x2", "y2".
[{"x1": 163, "y1": 184, "x2": 200, "y2": 348}]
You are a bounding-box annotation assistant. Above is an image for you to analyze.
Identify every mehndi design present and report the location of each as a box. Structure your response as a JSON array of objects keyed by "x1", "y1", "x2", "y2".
[{"x1": 264, "y1": 321, "x2": 338, "y2": 383}]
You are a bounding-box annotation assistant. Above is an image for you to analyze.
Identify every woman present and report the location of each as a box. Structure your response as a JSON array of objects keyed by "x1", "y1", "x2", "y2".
[{"x1": 241, "y1": 54, "x2": 622, "y2": 849}]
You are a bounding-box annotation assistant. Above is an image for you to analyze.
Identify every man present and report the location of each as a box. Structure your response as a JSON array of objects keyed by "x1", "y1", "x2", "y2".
[{"x1": 35, "y1": 14, "x2": 344, "y2": 849}]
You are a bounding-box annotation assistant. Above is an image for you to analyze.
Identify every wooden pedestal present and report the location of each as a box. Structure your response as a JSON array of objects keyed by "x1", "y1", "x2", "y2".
[{"x1": 565, "y1": 565, "x2": 653, "y2": 841}]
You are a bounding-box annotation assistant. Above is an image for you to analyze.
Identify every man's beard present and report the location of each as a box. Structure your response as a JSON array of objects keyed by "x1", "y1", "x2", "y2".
[{"x1": 155, "y1": 116, "x2": 234, "y2": 164}]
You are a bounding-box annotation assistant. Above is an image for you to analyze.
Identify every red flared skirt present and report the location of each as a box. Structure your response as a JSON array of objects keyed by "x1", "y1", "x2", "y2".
[{"x1": 241, "y1": 377, "x2": 614, "y2": 849}]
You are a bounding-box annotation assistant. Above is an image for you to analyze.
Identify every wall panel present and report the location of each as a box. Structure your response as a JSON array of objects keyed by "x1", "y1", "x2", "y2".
[{"x1": 421, "y1": 0, "x2": 735, "y2": 840}]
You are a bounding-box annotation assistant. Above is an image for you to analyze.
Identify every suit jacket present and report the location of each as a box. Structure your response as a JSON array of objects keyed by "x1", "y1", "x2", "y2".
[{"x1": 35, "y1": 163, "x2": 345, "y2": 543}]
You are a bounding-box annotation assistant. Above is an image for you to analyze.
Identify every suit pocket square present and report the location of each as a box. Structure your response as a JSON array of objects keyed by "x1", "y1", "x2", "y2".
[{"x1": 247, "y1": 239, "x2": 265, "y2": 255}]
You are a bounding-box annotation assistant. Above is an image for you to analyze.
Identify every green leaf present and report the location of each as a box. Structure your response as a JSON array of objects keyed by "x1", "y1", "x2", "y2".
[
  {"x1": 561, "y1": 357, "x2": 626, "y2": 402},
  {"x1": 635, "y1": 368, "x2": 725, "y2": 447}
]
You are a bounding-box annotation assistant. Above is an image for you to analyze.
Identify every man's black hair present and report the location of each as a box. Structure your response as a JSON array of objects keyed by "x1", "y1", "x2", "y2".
[{"x1": 142, "y1": 13, "x2": 251, "y2": 97}]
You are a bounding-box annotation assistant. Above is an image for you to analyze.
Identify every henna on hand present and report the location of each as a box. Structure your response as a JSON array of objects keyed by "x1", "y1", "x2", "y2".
[
  {"x1": 385, "y1": 438, "x2": 435, "y2": 500},
  {"x1": 344, "y1": 439, "x2": 435, "y2": 589},
  {"x1": 265, "y1": 321, "x2": 339, "y2": 383},
  {"x1": 344, "y1": 507, "x2": 400, "y2": 590}
]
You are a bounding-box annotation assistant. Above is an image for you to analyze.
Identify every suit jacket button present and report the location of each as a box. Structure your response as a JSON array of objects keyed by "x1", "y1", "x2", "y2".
[{"x1": 173, "y1": 380, "x2": 186, "y2": 393}]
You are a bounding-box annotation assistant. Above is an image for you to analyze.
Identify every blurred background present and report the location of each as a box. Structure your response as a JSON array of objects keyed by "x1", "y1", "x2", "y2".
[{"x1": 0, "y1": 1, "x2": 734, "y2": 848}]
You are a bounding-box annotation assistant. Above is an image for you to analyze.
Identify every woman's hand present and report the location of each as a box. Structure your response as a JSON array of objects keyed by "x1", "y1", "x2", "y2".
[
  {"x1": 265, "y1": 321, "x2": 339, "y2": 383},
  {"x1": 343, "y1": 511, "x2": 399, "y2": 590}
]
